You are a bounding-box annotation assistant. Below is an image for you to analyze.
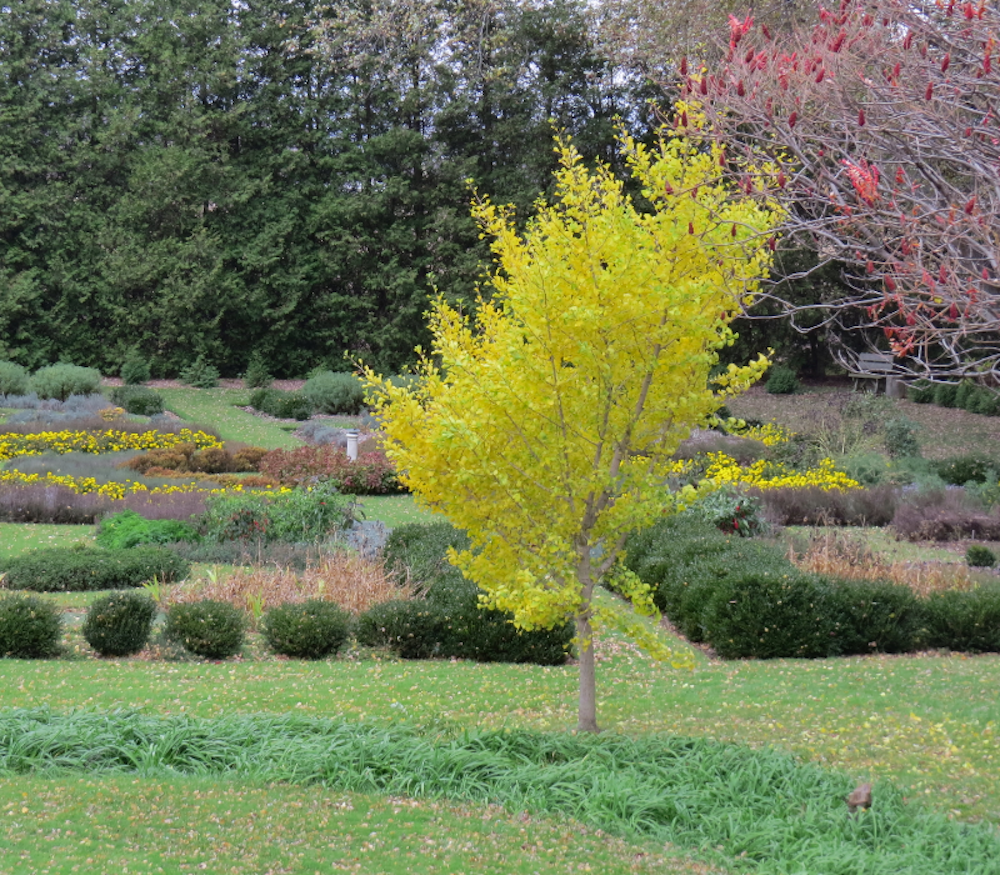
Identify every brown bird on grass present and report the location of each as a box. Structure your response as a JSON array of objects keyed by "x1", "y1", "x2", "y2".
[{"x1": 846, "y1": 782, "x2": 873, "y2": 814}]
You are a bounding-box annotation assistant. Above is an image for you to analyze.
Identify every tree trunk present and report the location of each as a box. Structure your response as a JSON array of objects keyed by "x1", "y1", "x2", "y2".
[{"x1": 575, "y1": 613, "x2": 600, "y2": 733}]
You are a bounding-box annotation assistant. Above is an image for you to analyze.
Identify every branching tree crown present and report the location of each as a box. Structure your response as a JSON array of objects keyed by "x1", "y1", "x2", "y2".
[
  {"x1": 366, "y1": 127, "x2": 779, "y2": 732},
  {"x1": 697, "y1": 0, "x2": 1000, "y2": 379}
]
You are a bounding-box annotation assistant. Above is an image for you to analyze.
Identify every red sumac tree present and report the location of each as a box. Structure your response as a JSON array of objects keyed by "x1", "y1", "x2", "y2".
[{"x1": 699, "y1": 0, "x2": 1000, "y2": 379}]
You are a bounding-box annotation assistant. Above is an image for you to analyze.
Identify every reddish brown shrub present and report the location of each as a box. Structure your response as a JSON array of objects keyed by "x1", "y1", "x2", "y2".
[
  {"x1": 231, "y1": 446, "x2": 269, "y2": 471},
  {"x1": 258, "y1": 445, "x2": 403, "y2": 495},
  {"x1": 188, "y1": 447, "x2": 236, "y2": 474},
  {"x1": 756, "y1": 485, "x2": 899, "y2": 527},
  {"x1": 891, "y1": 488, "x2": 1000, "y2": 541}
]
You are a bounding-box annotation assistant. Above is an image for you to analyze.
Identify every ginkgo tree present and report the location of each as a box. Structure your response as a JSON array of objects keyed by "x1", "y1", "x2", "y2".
[{"x1": 365, "y1": 123, "x2": 781, "y2": 732}]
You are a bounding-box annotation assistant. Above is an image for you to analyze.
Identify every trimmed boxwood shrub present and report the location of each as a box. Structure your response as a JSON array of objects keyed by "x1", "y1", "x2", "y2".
[
  {"x1": 355, "y1": 595, "x2": 571, "y2": 665},
  {"x1": 165, "y1": 600, "x2": 246, "y2": 659},
  {"x1": 700, "y1": 571, "x2": 842, "y2": 660},
  {"x1": 368, "y1": 522, "x2": 571, "y2": 664},
  {"x1": 923, "y1": 585, "x2": 1000, "y2": 653},
  {"x1": 356, "y1": 600, "x2": 445, "y2": 659},
  {"x1": 262, "y1": 600, "x2": 352, "y2": 659},
  {"x1": 0, "y1": 594, "x2": 62, "y2": 658},
  {"x1": 82, "y1": 591, "x2": 158, "y2": 657},
  {"x1": 0, "y1": 546, "x2": 189, "y2": 592},
  {"x1": 109, "y1": 385, "x2": 165, "y2": 416},
  {"x1": 827, "y1": 579, "x2": 924, "y2": 655},
  {"x1": 966, "y1": 545, "x2": 996, "y2": 568}
]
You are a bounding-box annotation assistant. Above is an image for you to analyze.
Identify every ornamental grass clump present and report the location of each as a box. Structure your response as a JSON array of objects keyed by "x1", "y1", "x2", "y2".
[
  {"x1": 82, "y1": 591, "x2": 158, "y2": 657},
  {"x1": 165, "y1": 599, "x2": 245, "y2": 659},
  {"x1": 261, "y1": 599, "x2": 352, "y2": 659},
  {"x1": 161, "y1": 550, "x2": 406, "y2": 616},
  {"x1": 0, "y1": 593, "x2": 62, "y2": 658}
]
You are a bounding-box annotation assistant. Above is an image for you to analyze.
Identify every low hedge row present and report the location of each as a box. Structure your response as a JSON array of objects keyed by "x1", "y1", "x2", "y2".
[
  {"x1": 359, "y1": 523, "x2": 572, "y2": 665},
  {"x1": 624, "y1": 516, "x2": 1000, "y2": 658},
  {"x1": 0, "y1": 546, "x2": 189, "y2": 592}
]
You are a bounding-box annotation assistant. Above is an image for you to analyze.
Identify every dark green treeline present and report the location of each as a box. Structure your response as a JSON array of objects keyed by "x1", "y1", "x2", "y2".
[{"x1": 0, "y1": 0, "x2": 656, "y2": 377}]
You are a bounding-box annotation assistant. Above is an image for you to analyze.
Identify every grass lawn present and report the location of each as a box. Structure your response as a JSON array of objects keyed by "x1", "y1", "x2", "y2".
[
  {"x1": 0, "y1": 522, "x2": 93, "y2": 561},
  {"x1": 358, "y1": 493, "x2": 437, "y2": 528},
  {"x1": 157, "y1": 387, "x2": 304, "y2": 449}
]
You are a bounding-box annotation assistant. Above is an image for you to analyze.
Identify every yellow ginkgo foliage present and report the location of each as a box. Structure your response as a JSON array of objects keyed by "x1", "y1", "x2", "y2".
[{"x1": 366, "y1": 125, "x2": 782, "y2": 732}]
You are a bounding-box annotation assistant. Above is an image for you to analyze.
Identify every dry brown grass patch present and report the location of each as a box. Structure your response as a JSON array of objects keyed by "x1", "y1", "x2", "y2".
[
  {"x1": 162, "y1": 550, "x2": 413, "y2": 618},
  {"x1": 790, "y1": 529, "x2": 978, "y2": 597}
]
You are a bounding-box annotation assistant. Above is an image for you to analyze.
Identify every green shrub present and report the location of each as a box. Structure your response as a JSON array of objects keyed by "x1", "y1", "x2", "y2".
[
  {"x1": 249, "y1": 387, "x2": 313, "y2": 420},
  {"x1": 923, "y1": 585, "x2": 1000, "y2": 653},
  {"x1": 355, "y1": 595, "x2": 570, "y2": 664},
  {"x1": 30, "y1": 364, "x2": 102, "y2": 401},
  {"x1": 243, "y1": 351, "x2": 273, "y2": 389},
  {"x1": 355, "y1": 599, "x2": 446, "y2": 659},
  {"x1": 765, "y1": 365, "x2": 799, "y2": 395},
  {"x1": 82, "y1": 591, "x2": 158, "y2": 656},
  {"x1": 96, "y1": 510, "x2": 199, "y2": 550},
  {"x1": 965, "y1": 544, "x2": 996, "y2": 568},
  {"x1": 0, "y1": 594, "x2": 62, "y2": 658},
  {"x1": 932, "y1": 454, "x2": 996, "y2": 485},
  {"x1": 165, "y1": 600, "x2": 246, "y2": 659},
  {"x1": 0, "y1": 361, "x2": 29, "y2": 396},
  {"x1": 372, "y1": 523, "x2": 572, "y2": 664},
  {"x1": 120, "y1": 349, "x2": 151, "y2": 386},
  {"x1": 109, "y1": 385, "x2": 165, "y2": 416},
  {"x1": 0, "y1": 546, "x2": 189, "y2": 592},
  {"x1": 827, "y1": 578, "x2": 924, "y2": 654},
  {"x1": 967, "y1": 387, "x2": 1000, "y2": 416},
  {"x1": 199, "y1": 483, "x2": 354, "y2": 544},
  {"x1": 954, "y1": 380, "x2": 978, "y2": 411},
  {"x1": 383, "y1": 522, "x2": 471, "y2": 587},
  {"x1": 179, "y1": 355, "x2": 220, "y2": 389},
  {"x1": 262, "y1": 600, "x2": 352, "y2": 659},
  {"x1": 933, "y1": 382, "x2": 959, "y2": 408},
  {"x1": 302, "y1": 371, "x2": 366, "y2": 415},
  {"x1": 700, "y1": 571, "x2": 841, "y2": 659},
  {"x1": 623, "y1": 515, "x2": 790, "y2": 622},
  {"x1": 683, "y1": 485, "x2": 768, "y2": 536},
  {"x1": 883, "y1": 417, "x2": 921, "y2": 459},
  {"x1": 907, "y1": 379, "x2": 935, "y2": 403}
]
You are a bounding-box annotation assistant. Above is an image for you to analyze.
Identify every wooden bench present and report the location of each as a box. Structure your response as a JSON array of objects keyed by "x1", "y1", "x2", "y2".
[{"x1": 846, "y1": 352, "x2": 903, "y2": 395}]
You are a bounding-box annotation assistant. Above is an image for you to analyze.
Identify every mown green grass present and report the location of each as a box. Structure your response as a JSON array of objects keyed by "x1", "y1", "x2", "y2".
[
  {"x1": 358, "y1": 493, "x2": 437, "y2": 528},
  {"x1": 0, "y1": 774, "x2": 707, "y2": 875},
  {"x1": 2, "y1": 712, "x2": 997, "y2": 875},
  {"x1": 0, "y1": 523, "x2": 93, "y2": 561},
  {"x1": 157, "y1": 387, "x2": 303, "y2": 449},
  {"x1": 2, "y1": 624, "x2": 998, "y2": 823}
]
